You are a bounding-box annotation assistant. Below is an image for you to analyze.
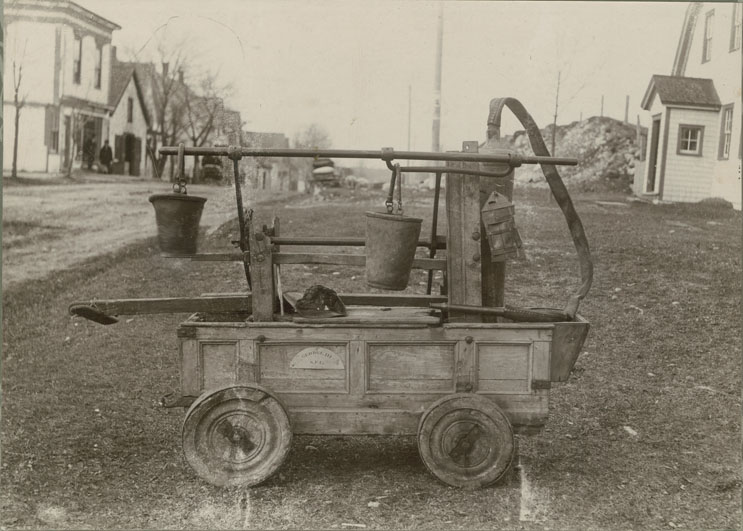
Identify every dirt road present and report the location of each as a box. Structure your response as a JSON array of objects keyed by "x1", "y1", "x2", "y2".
[{"x1": 2, "y1": 177, "x2": 269, "y2": 289}]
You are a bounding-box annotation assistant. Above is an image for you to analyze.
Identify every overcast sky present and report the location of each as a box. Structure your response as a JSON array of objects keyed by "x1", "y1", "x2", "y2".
[{"x1": 79, "y1": 0, "x2": 690, "y2": 151}]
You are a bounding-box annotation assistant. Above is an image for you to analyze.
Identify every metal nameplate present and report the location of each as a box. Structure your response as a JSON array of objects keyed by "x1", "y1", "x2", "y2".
[{"x1": 290, "y1": 347, "x2": 344, "y2": 370}]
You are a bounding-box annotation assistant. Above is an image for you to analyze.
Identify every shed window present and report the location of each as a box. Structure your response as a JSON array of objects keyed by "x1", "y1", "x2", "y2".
[
  {"x1": 127, "y1": 97, "x2": 133, "y2": 123},
  {"x1": 719, "y1": 105, "x2": 734, "y2": 159},
  {"x1": 73, "y1": 36, "x2": 82, "y2": 84},
  {"x1": 94, "y1": 45, "x2": 102, "y2": 89},
  {"x1": 703, "y1": 10, "x2": 714, "y2": 62},
  {"x1": 677, "y1": 125, "x2": 704, "y2": 156}
]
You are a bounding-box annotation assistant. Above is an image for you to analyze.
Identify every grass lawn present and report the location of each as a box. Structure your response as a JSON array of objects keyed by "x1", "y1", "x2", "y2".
[{"x1": 1, "y1": 185, "x2": 740, "y2": 529}]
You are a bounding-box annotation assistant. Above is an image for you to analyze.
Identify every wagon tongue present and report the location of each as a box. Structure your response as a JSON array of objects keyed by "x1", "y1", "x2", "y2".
[{"x1": 68, "y1": 303, "x2": 119, "y2": 325}]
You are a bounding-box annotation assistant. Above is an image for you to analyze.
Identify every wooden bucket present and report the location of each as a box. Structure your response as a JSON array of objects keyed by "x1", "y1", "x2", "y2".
[
  {"x1": 149, "y1": 193, "x2": 207, "y2": 256},
  {"x1": 365, "y1": 211, "x2": 422, "y2": 290}
]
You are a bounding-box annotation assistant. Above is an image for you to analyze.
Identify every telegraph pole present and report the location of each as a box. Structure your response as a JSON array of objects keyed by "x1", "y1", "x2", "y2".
[{"x1": 431, "y1": 4, "x2": 443, "y2": 154}]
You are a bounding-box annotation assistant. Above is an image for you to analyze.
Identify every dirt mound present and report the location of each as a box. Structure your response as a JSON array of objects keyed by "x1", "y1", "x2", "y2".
[{"x1": 503, "y1": 116, "x2": 645, "y2": 193}]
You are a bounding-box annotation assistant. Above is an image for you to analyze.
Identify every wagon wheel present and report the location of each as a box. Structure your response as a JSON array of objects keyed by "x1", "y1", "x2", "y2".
[
  {"x1": 182, "y1": 384, "x2": 292, "y2": 487},
  {"x1": 417, "y1": 393, "x2": 514, "y2": 489}
]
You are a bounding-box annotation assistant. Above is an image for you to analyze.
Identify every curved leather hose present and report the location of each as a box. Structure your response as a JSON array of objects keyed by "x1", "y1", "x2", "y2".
[{"x1": 487, "y1": 97, "x2": 593, "y2": 318}]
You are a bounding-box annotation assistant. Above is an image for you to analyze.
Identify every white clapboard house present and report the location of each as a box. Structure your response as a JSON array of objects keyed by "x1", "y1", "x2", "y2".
[{"x1": 634, "y1": 2, "x2": 741, "y2": 209}]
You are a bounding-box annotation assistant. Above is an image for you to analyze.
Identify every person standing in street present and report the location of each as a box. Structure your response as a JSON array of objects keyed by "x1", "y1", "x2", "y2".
[{"x1": 99, "y1": 140, "x2": 113, "y2": 174}]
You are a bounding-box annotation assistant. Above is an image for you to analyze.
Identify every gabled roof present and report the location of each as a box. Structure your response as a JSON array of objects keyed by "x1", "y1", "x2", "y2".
[
  {"x1": 109, "y1": 59, "x2": 151, "y2": 127},
  {"x1": 641, "y1": 75, "x2": 721, "y2": 110}
]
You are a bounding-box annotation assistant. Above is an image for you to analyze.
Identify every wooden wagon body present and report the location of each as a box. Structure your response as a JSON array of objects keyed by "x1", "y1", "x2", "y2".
[
  {"x1": 70, "y1": 97, "x2": 593, "y2": 489},
  {"x1": 177, "y1": 311, "x2": 588, "y2": 436}
]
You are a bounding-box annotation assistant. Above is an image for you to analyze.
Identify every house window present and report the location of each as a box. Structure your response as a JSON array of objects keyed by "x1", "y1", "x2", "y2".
[
  {"x1": 732, "y1": 3, "x2": 742, "y2": 51},
  {"x1": 677, "y1": 125, "x2": 704, "y2": 156},
  {"x1": 73, "y1": 36, "x2": 82, "y2": 84},
  {"x1": 703, "y1": 10, "x2": 714, "y2": 62},
  {"x1": 719, "y1": 104, "x2": 734, "y2": 159},
  {"x1": 94, "y1": 45, "x2": 102, "y2": 89},
  {"x1": 127, "y1": 97, "x2": 133, "y2": 123}
]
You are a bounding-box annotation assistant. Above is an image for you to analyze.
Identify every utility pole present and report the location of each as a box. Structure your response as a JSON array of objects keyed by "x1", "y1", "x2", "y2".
[
  {"x1": 408, "y1": 84, "x2": 412, "y2": 152},
  {"x1": 551, "y1": 71, "x2": 561, "y2": 156},
  {"x1": 431, "y1": 4, "x2": 443, "y2": 154},
  {"x1": 624, "y1": 95, "x2": 629, "y2": 123},
  {"x1": 600, "y1": 95, "x2": 604, "y2": 117}
]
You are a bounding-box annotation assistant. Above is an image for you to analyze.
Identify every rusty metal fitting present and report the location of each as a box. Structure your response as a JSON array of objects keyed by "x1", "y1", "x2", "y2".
[
  {"x1": 381, "y1": 147, "x2": 395, "y2": 161},
  {"x1": 227, "y1": 145, "x2": 243, "y2": 161}
]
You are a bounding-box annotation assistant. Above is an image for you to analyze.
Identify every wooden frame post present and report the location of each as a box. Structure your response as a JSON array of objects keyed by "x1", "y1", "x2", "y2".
[
  {"x1": 446, "y1": 141, "x2": 483, "y2": 322},
  {"x1": 249, "y1": 218, "x2": 275, "y2": 322}
]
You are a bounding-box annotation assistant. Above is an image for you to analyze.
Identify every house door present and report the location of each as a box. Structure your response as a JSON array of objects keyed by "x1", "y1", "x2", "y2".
[
  {"x1": 646, "y1": 116, "x2": 661, "y2": 193},
  {"x1": 63, "y1": 116, "x2": 71, "y2": 168},
  {"x1": 130, "y1": 136, "x2": 141, "y2": 176},
  {"x1": 124, "y1": 134, "x2": 136, "y2": 175}
]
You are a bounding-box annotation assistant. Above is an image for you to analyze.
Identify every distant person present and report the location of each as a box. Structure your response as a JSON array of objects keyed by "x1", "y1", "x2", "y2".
[
  {"x1": 84, "y1": 137, "x2": 95, "y2": 170},
  {"x1": 99, "y1": 140, "x2": 113, "y2": 174}
]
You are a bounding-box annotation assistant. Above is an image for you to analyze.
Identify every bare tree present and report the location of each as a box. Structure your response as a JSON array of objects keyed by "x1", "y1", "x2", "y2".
[
  {"x1": 5, "y1": 12, "x2": 28, "y2": 179},
  {"x1": 291, "y1": 123, "x2": 332, "y2": 190},
  {"x1": 11, "y1": 56, "x2": 26, "y2": 179},
  {"x1": 148, "y1": 42, "x2": 190, "y2": 179},
  {"x1": 182, "y1": 72, "x2": 231, "y2": 179}
]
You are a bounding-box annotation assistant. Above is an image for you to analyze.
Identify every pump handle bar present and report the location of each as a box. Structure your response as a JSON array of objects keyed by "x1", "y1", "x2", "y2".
[{"x1": 158, "y1": 146, "x2": 577, "y2": 167}]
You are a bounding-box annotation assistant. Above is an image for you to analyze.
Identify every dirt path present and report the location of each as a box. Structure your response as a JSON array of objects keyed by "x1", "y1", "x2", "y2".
[{"x1": 2, "y1": 177, "x2": 274, "y2": 290}]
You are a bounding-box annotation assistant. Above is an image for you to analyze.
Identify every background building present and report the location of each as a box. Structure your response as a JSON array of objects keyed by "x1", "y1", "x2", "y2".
[{"x1": 634, "y1": 2, "x2": 742, "y2": 209}]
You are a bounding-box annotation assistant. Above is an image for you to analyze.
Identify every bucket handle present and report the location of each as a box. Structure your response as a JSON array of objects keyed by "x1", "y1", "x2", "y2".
[
  {"x1": 384, "y1": 163, "x2": 404, "y2": 215},
  {"x1": 172, "y1": 143, "x2": 188, "y2": 194}
]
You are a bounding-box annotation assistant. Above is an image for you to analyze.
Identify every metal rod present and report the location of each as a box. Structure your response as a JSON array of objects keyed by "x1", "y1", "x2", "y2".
[
  {"x1": 270, "y1": 236, "x2": 446, "y2": 249},
  {"x1": 426, "y1": 170, "x2": 443, "y2": 295},
  {"x1": 398, "y1": 165, "x2": 511, "y2": 178},
  {"x1": 232, "y1": 158, "x2": 252, "y2": 289},
  {"x1": 159, "y1": 146, "x2": 578, "y2": 166}
]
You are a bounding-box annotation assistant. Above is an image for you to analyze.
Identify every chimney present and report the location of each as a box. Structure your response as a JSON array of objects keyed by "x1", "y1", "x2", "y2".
[
  {"x1": 162, "y1": 62, "x2": 169, "y2": 78},
  {"x1": 178, "y1": 69, "x2": 184, "y2": 84}
]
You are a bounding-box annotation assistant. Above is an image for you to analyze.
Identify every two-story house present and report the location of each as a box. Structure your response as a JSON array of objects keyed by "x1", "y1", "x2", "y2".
[
  {"x1": 108, "y1": 51, "x2": 150, "y2": 176},
  {"x1": 634, "y1": 2, "x2": 742, "y2": 209},
  {"x1": 3, "y1": 0, "x2": 121, "y2": 174}
]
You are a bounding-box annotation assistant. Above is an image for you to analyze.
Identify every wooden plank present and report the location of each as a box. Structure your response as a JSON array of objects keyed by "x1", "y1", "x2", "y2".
[
  {"x1": 189, "y1": 252, "x2": 447, "y2": 270},
  {"x1": 532, "y1": 341, "x2": 551, "y2": 382},
  {"x1": 367, "y1": 378, "x2": 454, "y2": 393},
  {"x1": 202, "y1": 292, "x2": 447, "y2": 307},
  {"x1": 75, "y1": 295, "x2": 252, "y2": 316},
  {"x1": 446, "y1": 142, "x2": 483, "y2": 322},
  {"x1": 260, "y1": 378, "x2": 348, "y2": 393},
  {"x1": 249, "y1": 226, "x2": 275, "y2": 321},
  {"x1": 181, "y1": 323, "x2": 547, "y2": 342},
  {"x1": 270, "y1": 235, "x2": 447, "y2": 249},
  {"x1": 477, "y1": 343, "x2": 530, "y2": 380},
  {"x1": 455, "y1": 339, "x2": 476, "y2": 392},
  {"x1": 276, "y1": 389, "x2": 547, "y2": 413},
  {"x1": 189, "y1": 252, "x2": 247, "y2": 262},
  {"x1": 237, "y1": 340, "x2": 258, "y2": 383},
  {"x1": 366, "y1": 343, "x2": 455, "y2": 380},
  {"x1": 478, "y1": 379, "x2": 529, "y2": 393},
  {"x1": 292, "y1": 306, "x2": 441, "y2": 325},
  {"x1": 312, "y1": 292, "x2": 447, "y2": 307},
  {"x1": 349, "y1": 340, "x2": 365, "y2": 397},
  {"x1": 288, "y1": 408, "x2": 420, "y2": 435},
  {"x1": 274, "y1": 252, "x2": 446, "y2": 271},
  {"x1": 180, "y1": 339, "x2": 200, "y2": 397},
  {"x1": 200, "y1": 342, "x2": 238, "y2": 390}
]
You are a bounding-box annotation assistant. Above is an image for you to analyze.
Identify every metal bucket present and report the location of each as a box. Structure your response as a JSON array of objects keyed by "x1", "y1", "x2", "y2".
[
  {"x1": 149, "y1": 193, "x2": 207, "y2": 256},
  {"x1": 365, "y1": 211, "x2": 422, "y2": 290}
]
